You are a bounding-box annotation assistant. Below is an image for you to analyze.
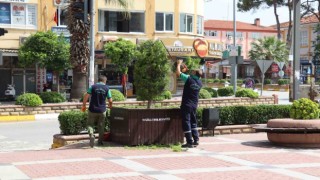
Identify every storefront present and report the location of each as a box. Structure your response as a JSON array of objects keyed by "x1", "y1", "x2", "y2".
[{"x1": 159, "y1": 38, "x2": 223, "y2": 94}]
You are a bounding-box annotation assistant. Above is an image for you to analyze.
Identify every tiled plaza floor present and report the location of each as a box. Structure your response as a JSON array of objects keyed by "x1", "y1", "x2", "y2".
[{"x1": 1, "y1": 133, "x2": 320, "y2": 180}]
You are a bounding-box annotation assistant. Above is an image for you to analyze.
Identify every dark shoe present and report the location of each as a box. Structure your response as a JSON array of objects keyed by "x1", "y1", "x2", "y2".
[
  {"x1": 97, "y1": 141, "x2": 103, "y2": 146},
  {"x1": 193, "y1": 141, "x2": 199, "y2": 147},
  {"x1": 89, "y1": 135, "x2": 95, "y2": 148},
  {"x1": 181, "y1": 143, "x2": 193, "y2": 148}
]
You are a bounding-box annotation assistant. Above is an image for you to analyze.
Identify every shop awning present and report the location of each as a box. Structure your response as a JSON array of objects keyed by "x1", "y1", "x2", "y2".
[{"x1": 0, "y1": 49, "x2": 18, "y2": 56}]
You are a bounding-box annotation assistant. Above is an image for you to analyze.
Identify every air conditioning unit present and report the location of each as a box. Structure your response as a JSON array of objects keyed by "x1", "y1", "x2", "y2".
[
  {"x1": 228, "y1": 36, "x2": 232, "y2": 40},
  {"x1": 239, "y1": 37, "x2": 244, "y2": 41},
  {"x1": 19, "y1": 37, "x2": 27, "y2": 45}
]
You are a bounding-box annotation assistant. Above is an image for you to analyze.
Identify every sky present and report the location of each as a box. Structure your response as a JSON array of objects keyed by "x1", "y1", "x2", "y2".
[{"x1": 204, "y1": 0, "x2": 290, "y2": 27}]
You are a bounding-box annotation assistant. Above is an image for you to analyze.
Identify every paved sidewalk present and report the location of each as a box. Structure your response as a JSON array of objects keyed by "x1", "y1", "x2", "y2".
[{"x1": 1, "y1": 133, "x2": 320, "y2": 180}]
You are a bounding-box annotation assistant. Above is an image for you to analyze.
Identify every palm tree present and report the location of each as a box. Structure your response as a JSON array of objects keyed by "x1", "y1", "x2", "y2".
[
  {"x1": 67, "y1": 0, "x2": 129, "y2": 100},
  {"x1": 249, "y1": 36, "x2": 289, "y2": 63}
]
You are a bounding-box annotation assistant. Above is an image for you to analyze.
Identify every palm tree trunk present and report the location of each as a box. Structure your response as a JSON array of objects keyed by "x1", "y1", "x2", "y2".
[
  {"x1": 273, "y1": 0, "x2": 281, "y2": 40},
  {"x1": 70, "y1": 67, "x2": 87, "y2": 100}
]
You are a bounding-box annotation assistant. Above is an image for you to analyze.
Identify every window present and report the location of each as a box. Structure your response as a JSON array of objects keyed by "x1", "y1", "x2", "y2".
[
  {"x1": 0, "y1": 3, "x2": 37, "y2": 29},
  {"x1": 226, "y1": 31, "x2": 233, "y2": 37},
  {"x1": 204, "y1": 30, "x2": 217, "y2": 36},
  {"x1": 180, "y1": 13, "x2": 193, "y2": 33},
  {"x1": 56, "y1": 5, "x2": 69, "y2": 26},
  {"x1": 197, "y1": 15, "x2": 203, "y2": 34},
  {"x1": 245, "y1": 66, "x2": 254, "y2": 77},
  {"x1": 251, "y1": 32, "x2": 261, "y2": 39},
  {"x1": 300, "y1": 31, "x2": 308, "y2": 46},
  {"x1": 155, "y1": 12, "x2": 173, "y2": 31},
  {"x1": 98, "y1": 10, "x2": 145, "y2": 33}
]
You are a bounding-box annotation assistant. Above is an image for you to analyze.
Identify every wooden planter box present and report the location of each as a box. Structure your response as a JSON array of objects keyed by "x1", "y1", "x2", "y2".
[{"x1": 110, "y1": 107, "x2": 183, "y2": 146}]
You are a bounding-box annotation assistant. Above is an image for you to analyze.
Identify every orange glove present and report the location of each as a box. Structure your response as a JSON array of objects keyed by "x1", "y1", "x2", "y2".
[{"x1": 81, "y1": 106, "x2": 86, "y2": 112}]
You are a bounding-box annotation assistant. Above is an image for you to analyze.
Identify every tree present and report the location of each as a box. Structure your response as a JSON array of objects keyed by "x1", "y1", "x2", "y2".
[
  {"x1": 134, "y1": 40, "x2": 171, "y2": 109},
  {"x1": 67, "y1": 0, "x2": 129, "y2": 99},
  {"x1": 249, "y1": 36, "x2": 289, "y2": 62},
  {"x1": 301, "y1": 0, "x2": 320, "y2": 21},
  {"x1": 104, "y1": 38, "x2": 136, "y2": 98},
  {"x1": 238, "y1": 0, "x2": 286, "y2": 40},
  {"x1": 18, "y1": 31, "x2": 70, "y2": 92}
]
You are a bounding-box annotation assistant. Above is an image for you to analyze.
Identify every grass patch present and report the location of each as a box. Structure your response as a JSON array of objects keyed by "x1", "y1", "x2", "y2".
[{"x1": 124, "y1": 144, "x2": 182, "y2": 152}]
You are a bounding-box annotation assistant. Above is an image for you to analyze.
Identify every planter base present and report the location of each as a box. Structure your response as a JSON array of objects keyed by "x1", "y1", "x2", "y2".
[
  {"x1": 255, "y1": 119, "x2": 320, "y2": 148},
  {"x1": 52, "y1": 132, "x2": 110, "y2": 149}
]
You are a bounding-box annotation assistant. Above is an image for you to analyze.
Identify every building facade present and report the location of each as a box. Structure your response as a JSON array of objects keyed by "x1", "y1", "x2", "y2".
[
  {"x1": 0, "y1": 0, "x2": 58, "y2": 99},
  {"x1": 0, "y1": 0, "x2": 223, "y2": 98},
  {"x1": 204, "y1": 18, "x2": 279, "y2": 80},
  {"x1": 277, "y1": 14, "x2": 319, "y2": 84}
]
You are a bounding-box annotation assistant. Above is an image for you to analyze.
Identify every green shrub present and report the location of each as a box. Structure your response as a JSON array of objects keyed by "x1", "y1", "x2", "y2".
[
  {"x1": 196, "y1": 107, "x2": 203, "y2": 127},
  {"x1": 15, "y1": 93, "x2": 43, "y2": 107},
  {"x1": 278, "y1": 79, "x2": 290, "y2": 85},
  {"x1": 162, "y1": 90, "x2": 172, "y2": 99},
  {"x1": 235, "y1": 88, "x2": 259, "y2": 98},
  {"x1": 264, "y1": 79, "x2": 271, "y2": 85},
  {"x1": 219, "y1": 105, "x2": 291, "y2": 125},
  {"x1": 40, "y1": 92, "x2": 66, "y2": 103},
  {"x1": 58, "y1": 111, "x2": 88, "y2": 135},
  {"x1": 217, "y1": 86, "x2": 234, "y2": 96},
  {"x1": 203, "y1": 87, "x2": 218, "y2": 97},
  {"x1": 206, "y1": 79, "x2": 214, "y2": 83},
  {"x1": 58, "y1": 109, "x2": 111, "y2": 135},
  {"x1": 219, "y1": 79, "x2": 226, "y2": 83},
  {"x1": 237, "y1": 79, "x2": 244, "y2": 84},
  {"x1": 111, "y1": 89, "x2": 125, "y2": 101},
  {"x1": 199, "y1": 89, "x2": 211, "y2": 99},
  {"x1": 213, "y1": 79, "x2": 220, "y2": 83},
  {"x1": 290, "y1": 98, "x2": 320, "y2": 119}
]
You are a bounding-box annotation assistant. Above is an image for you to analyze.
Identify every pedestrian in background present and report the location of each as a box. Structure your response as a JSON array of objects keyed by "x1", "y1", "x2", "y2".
[
  {"x1": 176, "y1": 59, "x2": 202, "y2": 148},
  {"x1": 82, "y1": 75, "x2": 113, "y2": 148}
]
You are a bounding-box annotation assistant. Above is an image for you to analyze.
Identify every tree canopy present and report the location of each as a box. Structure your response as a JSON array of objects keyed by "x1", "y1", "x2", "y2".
[
  {"x1": 104, "y1": 38, "x2": 136, "y2": 74},
  {"x1": 249, "y1": 36, "x2": 289, "y2": 62},
  {"x1": 134, "y1": 40, "x2": 170, "y2": 108},
  {"x1": 18, "y1": 31, "x2": 70, "y2": 72}
]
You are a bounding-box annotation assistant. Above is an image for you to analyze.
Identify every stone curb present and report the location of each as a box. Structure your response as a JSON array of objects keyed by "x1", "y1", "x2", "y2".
[{"x1": 0, "y1": 113, "x2": 59, "y2": 123}]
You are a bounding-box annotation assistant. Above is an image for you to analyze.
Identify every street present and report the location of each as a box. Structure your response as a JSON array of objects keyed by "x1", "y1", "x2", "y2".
[{"x1": 0, "y1": 118, "x2": 59, "y2": 152}]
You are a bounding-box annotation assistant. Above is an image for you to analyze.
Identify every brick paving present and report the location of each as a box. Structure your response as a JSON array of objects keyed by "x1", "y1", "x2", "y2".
[{"x1": 1, "y1": 133, "x2": 320, "y2": 179}]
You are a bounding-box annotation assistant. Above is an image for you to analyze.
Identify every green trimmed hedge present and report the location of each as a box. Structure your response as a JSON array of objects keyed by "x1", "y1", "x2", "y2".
[
  {"x1": 40, "y1": 92, "x2": 66, "y2": 103},
  {"x1": 15, "y1": 93, "x2": 43, "y2": 107},
  {"x1": 264, "y1": 79, "x2": 271, "y2": 85},
  {"x1": 278, "y1": 79, "x2": 290, "y2": 85},
  {"x1": 58, "y1": 109, "x2": 111, "y2": 135},
  {"x1": 217, "y1": 86, "x2": 234, "y2": 96},
  {"x1": 235, "y1": 88, "x2": 259, "y2": 98},
  {"x1": 199, "y1": 89, "x2": 211, "y2": 99},
  {"x1": 111, "y1": 89, "x2": 125, "y2": 101},
  {"x1": 196, "y1": 105, "x2": 291, "y2": 126},
  {"x1": 203, "y1": 87, "x2": 218, "y2": 98}
]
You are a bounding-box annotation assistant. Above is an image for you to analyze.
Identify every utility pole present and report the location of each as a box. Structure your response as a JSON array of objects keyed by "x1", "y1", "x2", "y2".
[
  {"x1": 293, "y1": 0, "x2": 300, "y2": 100},
  {"x1": 88, "y1": 0, "x2": 95, "y2": 87},
  {"x1": 230, "y1": 0, "x2": 237, "y2": 93}
]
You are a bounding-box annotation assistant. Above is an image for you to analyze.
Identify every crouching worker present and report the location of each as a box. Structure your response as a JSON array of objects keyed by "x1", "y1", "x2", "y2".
[
  {"x1": 176, "y1": 59, "x2": 202, "y2": 148},
  {"x1": 82, "y1": 75, "x2": 113, "y2": 148}
]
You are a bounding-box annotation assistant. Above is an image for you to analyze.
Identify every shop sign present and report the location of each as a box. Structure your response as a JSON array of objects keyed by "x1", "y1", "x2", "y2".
[
  {"x1": 193, "y1": 39, "x2": 208, "y2": 58},
  {"x1": 0, "y1": 0, "x2": 28, "y2": 3},
  {"x1": 51, "y1": 26, "x2": 70, "y2": 37},
  {"x1": 271, "y1": 64, "x2": 279, "y2": 73}
]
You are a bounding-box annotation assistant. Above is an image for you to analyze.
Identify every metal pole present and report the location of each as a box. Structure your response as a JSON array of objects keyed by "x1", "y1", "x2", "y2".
[
  {"x1": 293, "y1": 0, "x2": 300, "y2": 100},
  {"x1": 89, "y1": 0, "x2": 95, "y2": 87},
  {"x1": 231, "y1": 0, "x2": 237, "y2": 93},
  {"x1": 261, "y1": 61, "x2": 264, "y2": 96}
]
